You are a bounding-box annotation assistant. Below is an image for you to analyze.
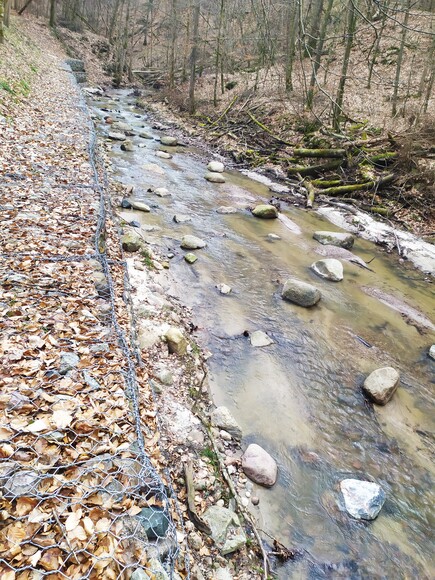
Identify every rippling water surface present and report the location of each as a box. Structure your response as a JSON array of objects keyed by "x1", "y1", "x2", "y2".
[{"x1": 91, "y1": 91, "x2": 434, "y2": 579}]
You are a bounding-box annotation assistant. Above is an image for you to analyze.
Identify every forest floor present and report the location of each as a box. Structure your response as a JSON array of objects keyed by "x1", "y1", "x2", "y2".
[{"x1": 0, "y1": 15, "x2": 267, "y2": 580}]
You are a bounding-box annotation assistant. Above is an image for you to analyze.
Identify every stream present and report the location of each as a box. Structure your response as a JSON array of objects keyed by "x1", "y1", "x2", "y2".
[{"x1": 89, "y1": 90, "x2": 434, "y2": 579}]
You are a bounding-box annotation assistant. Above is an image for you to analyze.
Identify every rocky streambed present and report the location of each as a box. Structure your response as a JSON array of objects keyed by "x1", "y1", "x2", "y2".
[{"x1": 89, "y1": 88, "x2": 434, "y2": 579}]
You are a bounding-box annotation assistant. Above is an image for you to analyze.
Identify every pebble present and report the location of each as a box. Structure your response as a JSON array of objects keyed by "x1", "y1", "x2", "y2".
[
  {"x1": 251, "y1": 496, "x2": 260, "y2": 506},
  {"x1": 240, "y1": 497, "x2": 249, "y2": 507},
  {"x1": 216, "y1": 499, "x2": 225, "y2": 507}
]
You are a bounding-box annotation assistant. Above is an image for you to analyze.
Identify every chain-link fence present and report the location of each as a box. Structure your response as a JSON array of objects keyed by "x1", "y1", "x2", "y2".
[{"x1": 0, "y1": 66, "x2": 185, "y2": 579}]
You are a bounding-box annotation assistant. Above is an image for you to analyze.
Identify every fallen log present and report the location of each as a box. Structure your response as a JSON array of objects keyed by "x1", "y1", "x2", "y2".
[
  {"x1": 287, "y1": 159, "x2": 343, "y2": 176},
  {"x1": 306, "y1": 182, "x2": 316, "y2": 208},
  {"x1": 293, "y1": 148, "x2": 346, "y2": 158},
  {"x1": 363, "y1": 152, "x2": 398, "y2": 166},
  {"x1": 311, "y1": 179, "x2": 342, "y2": 188},
  {"x1": 318, "y1": 173, "x2": 396, "y2": 196}
]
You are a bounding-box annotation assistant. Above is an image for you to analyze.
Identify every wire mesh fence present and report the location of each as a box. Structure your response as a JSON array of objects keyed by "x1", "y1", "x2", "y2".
[{"x1": 0, "y1": 67, "x2": 185, "y2": 579}]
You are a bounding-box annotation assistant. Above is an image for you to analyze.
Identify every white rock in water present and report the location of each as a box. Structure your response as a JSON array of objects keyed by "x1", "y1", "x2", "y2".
[
  {"x1": 108, "y1": 131, "x2": 126, "y2": 141},
  {"x1": 154, "y1": 187, "x2": 171, "y2": 197},
  {"x1": 340, "y1": 479, "x2": 386, "y2": 520},
  {"x1": 129, "y1": 200, "x2": 150, "y2": 212},
  {"x1": 250, "y1": 331, "x2": 274, "y2": 347},
  {"x1": 267, "y1": 233, "x2": 281, "y2": 241},
  {"x1": 181, "y1": 235, "x2": 206, "y2": 250},
  {"x1": 310, "y1": 259, "x2": 343, "y2": 282},
  {"x1": 313, "y1": 231, "x2": 354, "y2": 250},
  {"x1": 207, "y1": 161, "x2": 225, "y2": 173},
  {"x1": 217, "y1": 283, "x2": 232, "y2": 295},
  {"x1": 363, "y1": 367, "x2": 400, "y2": 405},
  {"x1": 205, "y1": 171, "x2": 226, "y2": 183},
  {"x1": 160, "y1": 136, "x2": 178, "y2": 146},
  {"x1": 156, "y1": 150, "x2": 172, "y2": 159},
  {"x1": 216, "y1": 206, "x2": 237, "y2": 214},
  {"x1": 241, "y1": 443, "x2": 277, "y2": 487},
  {"x1": 173, "y1": 214, "x2": 192, "y2": 223},
  {"x1": 429, "y1": 345, "x2": 435, "y2": 360}
]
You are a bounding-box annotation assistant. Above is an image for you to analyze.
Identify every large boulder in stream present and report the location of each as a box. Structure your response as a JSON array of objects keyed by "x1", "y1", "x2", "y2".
[
  {"x1": 363, "y1": 367, "x2": 400, "y2": 405},
  {"x1": 207, "y1": 161, "x2": 225, "y2": 173},
  {"x1": 252, "y1": 204, "x2": 278, "y2": 219},
  {"x1": 282, "y1": 278, "x2": 321, "y2": 307},
  {"x1": 340, "y1": 479, "x2": 386, "y2": 520},
  {"x1": 160, "y1": 136, "x2": 178, "y2": 146},
  {"x1": 180, "y1": 235, "x2": 206, "y2": 250},
  {"x1": 311, "y1": 259, "x2": 343, "y2": 282},
  {"x1": 241, "y1": 444, "x2": 277, "y2": 487},
  {"x1": 205, "y1": 171, "x2": 226, "y2": 183},
  {"x1": 313, "y1": 231, "x2": 354, "y2": 250}
]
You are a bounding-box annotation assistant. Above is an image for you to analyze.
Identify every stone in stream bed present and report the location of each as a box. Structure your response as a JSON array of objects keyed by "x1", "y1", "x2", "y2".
[
  {"x1": 129, "y1": 200, "x2": 150, "y2": 212},
  {"x1": 139, "y1": 131, "x2": 153, "y2": 139},
  {"x1": 252, "y1": 204, "x2": 278, "y2": 219},
  {"x1": 216, "y1": 206, "x2": 237, "y2": 214},
  {"x1": 362, "y1": 367, "x2": 400, "y2": 405},
  {"x1": 129, "y1": 220, "x2": 141, "y2": 228},
  {"x1": 184, "y1": 253, "x2": 198, "y2": 264},
  {"x1": 216, "y1": 283, "x2": 232, "y2": 295},
  {"x1": 121, "y1": 139, "x2": 134, "y2": 151},
  {"x1": 121, "y1": 198, "x2": 132, "y2": 209},
  {"x1": 108, "y1": 131, "x2": 126, "y2": 141},
  {"x1": 180, "y1": 235, "x2": 206, "y2": 250},
  {"x1": 241, "y1": 443, "x2": 277, "y2": 487},
  {"x1": 154, "y1": 187, "x2": 171, "y2": 197},
  {"x1": 173, "y1": 214, "x2": 192, "y2": 224},
  {"x1": 160, "y1": 136, "x2": 178, "y2": 146},
  {"x1": 267, "y1": 233, "x2": 281, "y2": 241},
  {"x1": 429, "y1": 345, "x2": 435, "y2": 360},
  {"x1": 205, "y1": 171, "x2": 226, "y2": 183},
  {"x1": 313, "y1": 231, "x2": 354, "y2": 250},
  {"x1": 122, "y1": 232, "x2": 142, "y2": 252},
  {"x1": 340, "y1": 479, "x2": 385, "y2": 520},
  {"x1": 155, "y1": 150, "x2": 173, "y2": 159},
  {"x1": 311, "y1": 259, "x2": 343, "y2": 282},
  {"x1": 112, "y1": 121, "x2": 134, "y2": 133},
  {"x1": 282, "y1": 278, "x2": 321, "y2": 307},
  {"x1": 250, "y1": 330, "x2": 274, "y2": 347},
  {"x1": 207, "y1": 161, "x2": 225, "y2": 173}
]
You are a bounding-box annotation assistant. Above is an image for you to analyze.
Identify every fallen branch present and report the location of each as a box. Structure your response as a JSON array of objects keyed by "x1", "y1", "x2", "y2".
[
  {"x1": 318, "y1": 173, "x2": 396, "y2": 196},
  {"x1": 306, "y1": 182, "x2": 316, "y2": 208},
  {"x1": 247, "y1": 111, "x2": 293, "y2": 146},
  {"x1": 293, "y1": 148, "x2": 346, "y2": 158},
  {"x1": 287, "y1": 159, "x2": 343, "y2": 176},
  {"x1": 184, "y1": 461, "x2": 212, "y2": 535}
]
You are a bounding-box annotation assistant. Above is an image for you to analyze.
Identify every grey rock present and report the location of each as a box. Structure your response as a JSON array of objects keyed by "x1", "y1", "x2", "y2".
[
  {"x1": 217, "y1": 283, "x2": 232, "y2": 295},
  {"x1": 267, "y1": 233, "x2": 281, "y2": 241},
  {"x1": 429, "y1": 345, "x2": 435, "y2": 360},
  {"x1": 156, "y1": 369, "x2": 173, "y2": 386},
  {"x1": 184, "y1": 253, "x2": 198, "y2": 264},
  {"x1": 241, "y1": 443, "x2": 277, "y2": 487},
  {"x1": 250, "y1": 330, "x2": 274, "y2": 347},
  {"x1": 214, "y1": 568, "x2": 234, "y2": 580},
  {"x1": 122, "y1": 231, "x2": 142, "y2": 252},
  {"x1": 205, "y1": 171, "x2": 226, "y2": 183},
  {"x1": 181, "y1": 235, "x2": 206, "y2": 250},
  {"x1": 4, "y1": 470, "x2": 40, "y2": 497},
  {"x1": 165, "y1": 327, "x2": 188, "y2": 356},
  {"x1": 0, "y1": 462, "x2": 18, "y2": 487},
  {"x1": 130, "y1": 220, "x2": 141, "y2": 228},
  {"x1": 202, "y1": 506, "x2": 246, "y2": 555},
  {"x1": 59, "y1": 352, "x2": 80, "y2": 375},
  {"x1": 363, "y1": 367, "x2": 400, "y2": 405},
  {"x1": 129, "y1": 200, "x2": 150, "y2": 212},
  {"x1": 131, "y1": 570, "x2": 149, "y2": 580},
  {"x1": 282, "y1": 278, "x2": 321, "y2": 307},
  {"x1": 207, "y1": 161, "x2": 225, "y2": 173},
  {"x1": 340, "y1": 479, "x2": 385, "y2": 520},
  {"x1": 92, "y1": 271, "x2": 109, "y2": 297},
  {"x1": 121, "y1": 198, "x2": 132, "y2": 209},
  {"x1": 216, "y1": 206, "x2": 237, "y2": 214},
  {"x1": 252, "y1": 204, "x2": 278, "y2": 219},
  {"x1": 154, "y1": 187, "x2": 171, "y2": 197},
  {"x1": 139, "y1": 132, "x2": 153, "y2": 139},
  {"x1": 160, "y1": 136, "x2": 178, "y2": 146},
  {"x1": 156, "y1": 151, "x2": 172, "y2": 159},
  {"x1": 121, "y1": 139, "x2": 134, "y2": 151},
  {"x1": 74, "y1": 71, "x2": 87, "y2": 83},
  {"x1": 173, "y1": 214, "x2": 192, "y2": 223},
  {"x1": 269, "y1": 183, "x2": 290, "y2": 194},
  {"x1": 82, "y1": 370, "x2": 101, "y2": 391},
  {"x1": 211, "y1": 406, "x2": 242, "y2": 441},
  {"x1": 112, "y1": 121, "x2": 133, "y2": 133},
  {"x1": 311, "y1": 259, "x2": 344, "y2": 282},
  {"x1": 136, "y1": 507, "x2": 170, "y2": 540},
  {"x1": 108, "y1": 132, "x2": 126, "y2": 141},
  {"x1": 313, "y1": 231, "x2": 354, "y2": 250}
]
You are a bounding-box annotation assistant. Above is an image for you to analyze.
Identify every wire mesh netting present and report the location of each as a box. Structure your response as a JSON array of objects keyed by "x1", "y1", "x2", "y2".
[{"x1": 0, "y1": 66, "x2": 185, "y2": 579}]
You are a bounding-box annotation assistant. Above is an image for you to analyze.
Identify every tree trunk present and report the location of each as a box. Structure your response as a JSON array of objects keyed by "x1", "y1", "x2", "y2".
[
  {"x1": 49, "y1": 0, "x2": 56, "y2": 28},
  {"x1": 18, "y1": 0, "x2": 34, "y2": 15},
  {"x1": 332, "y1": 0, "x2": 357, "y2": 130},
  {"x1": 188, "y1": 0, "x2": 200, "y2": 115},
  {"x1": 0, "y1": 0, "x2": 4, "y2": 44},
  {"x1": 213, "y1": 0, "x2": 225, "y2": 107},
  {"x1": 391, "y1": 0, "x2": 410, "y2": 117},
  {"x1": 284, "y1": 0, "x2": 299, "y2": 92},
  {"x1": 168, "y1": 0, "x2": 177, "y2": 89},
  {"x1": 307, "y1": 0, "x2": 333, "y2": 108}
]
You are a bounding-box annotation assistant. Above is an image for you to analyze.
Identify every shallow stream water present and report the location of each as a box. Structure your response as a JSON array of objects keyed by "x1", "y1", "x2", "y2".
[{"x1": 90, "y1": 90, "x2": 434, "y2": 579}]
